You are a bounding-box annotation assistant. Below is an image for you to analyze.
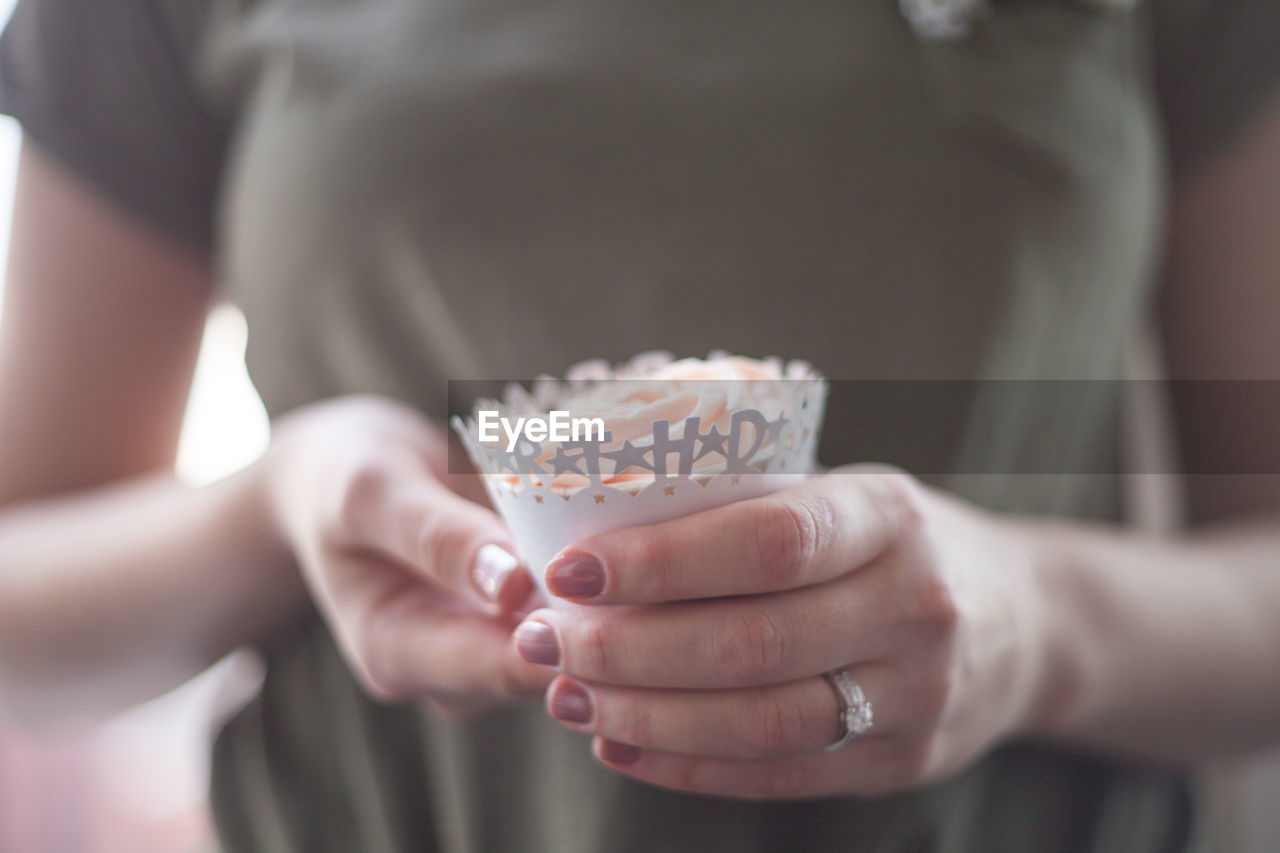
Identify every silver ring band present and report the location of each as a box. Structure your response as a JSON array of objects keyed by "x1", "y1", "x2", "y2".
[{"x1": 823, "y1": 669, "x2": 874, "y2": 752}]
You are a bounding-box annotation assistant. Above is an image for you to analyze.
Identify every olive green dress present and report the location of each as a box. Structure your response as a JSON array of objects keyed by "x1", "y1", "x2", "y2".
[{"x1": 2, "y1": 0, "x2": 1279, "y2": 850}]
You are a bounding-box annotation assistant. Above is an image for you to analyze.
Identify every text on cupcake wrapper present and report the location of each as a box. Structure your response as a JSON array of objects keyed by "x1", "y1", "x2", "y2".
[{"x1": 473, "y1": 409, "x2": 797, "y2": 479}]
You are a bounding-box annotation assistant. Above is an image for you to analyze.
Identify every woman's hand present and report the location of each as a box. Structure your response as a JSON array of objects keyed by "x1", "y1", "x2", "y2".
[
  {"x1": 264, "y1": 396, "x2": 555, "y2": 718},
  {"x1": 514, "y1": 467, "x2": 1050, "y2": 799}
]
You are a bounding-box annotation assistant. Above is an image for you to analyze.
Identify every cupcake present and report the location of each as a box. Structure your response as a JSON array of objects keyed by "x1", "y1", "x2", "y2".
[{"x1": 451, "y1": 351, "x2": 827, "y2": 602}]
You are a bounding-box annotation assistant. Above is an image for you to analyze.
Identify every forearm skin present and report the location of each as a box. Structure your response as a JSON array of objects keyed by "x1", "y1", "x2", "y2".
[
  {"x1": 0, "y1": 460, "x2": 303, "y2": 727},
  {"x1": 1025, "y1": 511, "x2": 1280, "y2": 763}
]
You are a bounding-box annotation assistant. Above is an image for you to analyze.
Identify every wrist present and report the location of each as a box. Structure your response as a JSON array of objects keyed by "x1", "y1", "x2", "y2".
[
  {"x1": 204, "y1": 453, "x2": 309, "y2": 652},
  {"x1": 243, "y1": 445, "x2": 297, "y2": 566},
  {"x1": 253, "y1": 412, "x2": 319, "y2": 565},
  {"x1": 1009, "y1": 518, "x2": 1091, "y2": 741}
]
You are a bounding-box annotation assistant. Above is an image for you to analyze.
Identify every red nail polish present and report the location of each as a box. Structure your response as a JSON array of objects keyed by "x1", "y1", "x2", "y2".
[
  {"x1": 598, "y1": 739, "x2": 641, "y2": 765},
  {"x1": 514, "y1": 621, "x2": 560, "y2": 667},
  {"x1": 545, "y1": 552, "x2": 605, "y2": 599},
  {"x1": 548, "y1": 678, "x2": 593, "y2": 724}
]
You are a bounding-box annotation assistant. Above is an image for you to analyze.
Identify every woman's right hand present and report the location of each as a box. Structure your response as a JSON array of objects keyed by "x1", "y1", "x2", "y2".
[{"x1": 261, "y1": 395, "x2": 555, "y2": 717}]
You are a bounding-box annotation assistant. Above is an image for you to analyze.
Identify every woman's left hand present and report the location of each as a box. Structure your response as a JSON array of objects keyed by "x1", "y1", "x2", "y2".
[{"x1": 513, "y1": 466, "x2": 1053, "y2": 799}]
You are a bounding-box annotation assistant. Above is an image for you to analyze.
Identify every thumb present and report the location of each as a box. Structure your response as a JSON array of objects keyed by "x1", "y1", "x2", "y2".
[{"x1": 342, "y1": 469, "x2": 532, "y2": 611}]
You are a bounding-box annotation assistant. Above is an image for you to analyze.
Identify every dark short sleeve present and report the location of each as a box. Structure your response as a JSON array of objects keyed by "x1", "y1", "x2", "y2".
[
  {"x1": 1152, "y1": 0, "x2": 1280, "y2": 178},
  {"x1": 0, "y1": 0, "x2": 230, "y2": 254}
]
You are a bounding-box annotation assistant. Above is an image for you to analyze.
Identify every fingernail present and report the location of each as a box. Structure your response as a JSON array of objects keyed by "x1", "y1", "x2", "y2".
[
  {"x1": 598, "y1": 739, "x2": 641, "y2": 765},
  {"x1": 473, "y1": 544, "x2": 519, "y2": 602},
  {"x1": 545, "y1": 552, "x2": 605, "y2": 599},
  {"x1": 548, "y1": 678, "x2": 593, "y2": 724},
  {"x1": 514, "y1": 621, "x2": 560, "y2": 667}
]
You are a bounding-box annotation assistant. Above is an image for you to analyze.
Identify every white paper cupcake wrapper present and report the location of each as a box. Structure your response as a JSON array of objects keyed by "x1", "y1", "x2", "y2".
[{"x1": 451, "y1": 352, "x2": 827, "y2": 602}]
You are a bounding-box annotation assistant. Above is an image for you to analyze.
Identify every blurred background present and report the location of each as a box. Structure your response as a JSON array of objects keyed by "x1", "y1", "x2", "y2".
[
  {"x1": 0, "y1": 3, "x2": 267, "y2": 851},
  {"x1": 0, "y1": 0, "x2": 1277, "y2": 850}
]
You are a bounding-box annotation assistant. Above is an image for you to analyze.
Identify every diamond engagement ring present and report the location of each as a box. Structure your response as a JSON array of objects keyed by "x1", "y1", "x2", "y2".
[{"x1": 823, "y1": 669, "x2": 874, "y2": 752}]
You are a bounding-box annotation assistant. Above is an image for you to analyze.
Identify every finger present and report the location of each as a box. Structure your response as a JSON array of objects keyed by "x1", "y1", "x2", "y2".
[
  {"x1": 332, "y1": 459, "x2": 532, "y2": 611},
  {"x1": 590, "y1": 732, "x2": 927, "y2": 800},
  {"x1": 545, "y1": 666, "x2": 907, "y2": 759},
  {"x1": 326, "y1": 552, "x2": 555, "y2": 702},
  {"x1": 516, "y1": 557, "x2": 945, "y2": 688},
  {"x1": 543, "y1": 468, "x2": 918, "y2": 605}
]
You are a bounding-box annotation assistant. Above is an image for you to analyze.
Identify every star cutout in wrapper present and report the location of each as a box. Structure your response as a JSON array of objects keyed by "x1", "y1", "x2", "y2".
[
  {"x1": 693, "y1": 425, "x2": 729, "y2": 462},
  {"x1": 556, "y1": 433, "x2": 612, "y2": 479},
  {"x1": 602, "y1": 440, "x2": 652, "y2": 478},
  {"x1": 549, "y1": 445, "x2": 586, "y2": 477},
  {"x1": 663, "y1": 485, "x2": 676, "y2": 496},
  {"x1": 593, "y1": 493, "x2": 607, "y2": 504}
]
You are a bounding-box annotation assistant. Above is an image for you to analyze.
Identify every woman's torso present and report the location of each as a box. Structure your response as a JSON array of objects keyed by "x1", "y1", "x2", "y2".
[{"x1": 200, "y1": 1, "x2": 1190, "y2": 850}]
